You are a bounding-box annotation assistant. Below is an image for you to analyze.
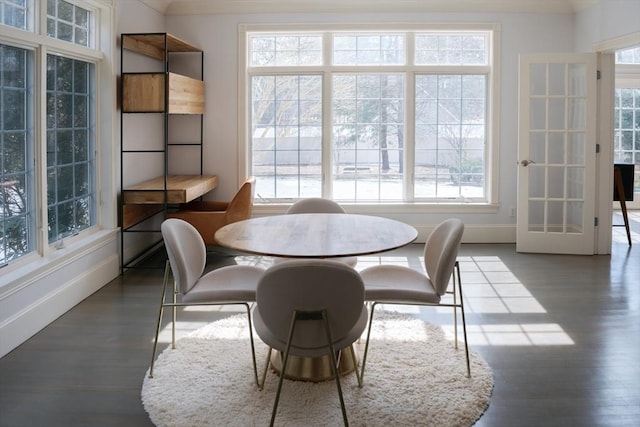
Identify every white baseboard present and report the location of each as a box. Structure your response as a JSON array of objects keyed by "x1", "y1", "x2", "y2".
[
  {"x1": 414, "y1": 224, "x2": 516, "y2": 243},
  {"x1": 0, "y1": 233, "x2": 120, "y2": 358}
]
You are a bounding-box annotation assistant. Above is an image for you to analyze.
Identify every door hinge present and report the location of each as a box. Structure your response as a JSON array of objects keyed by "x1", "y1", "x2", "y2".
[
  {"x1": 594, "y1": 217, "x2": 599, "y2": 226},
  {"x1": 596, "y1": 143, "x2": 600, "y2": 153},
  {"x1": 597, "y1": 70, "x2": 601, "y2": 80}
]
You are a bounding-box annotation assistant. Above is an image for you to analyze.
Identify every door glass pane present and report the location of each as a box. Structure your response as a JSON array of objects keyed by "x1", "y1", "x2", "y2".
[
  {"x1": 529, "y1": 166, "x2": 545, "y2": 198},
  {"x1": 548, "y1": 63, "x2": 565, "y2": 96},
  {"x1": 567, "y1": 99, "x2": 585, "y2": 130},
  {"x1": 548, "y1": 98, "x2": 566, "y2": 130},
  {"x1": 567, "y1": 167, "x2": 584, "y2": 199},
  {"x1": 566, "y1": 201, "x2": 583, "y2": 233},
  {"x1": 548, "y1": 132, "x2": 565, "y2": 164},
  {"x1": 528, "y1": 200, "x2": 544, "y2": 232},
  {"x1": 547, "y1": 200, "x2": 564, "y2": 232},
  {"x1": 548, "y1": 167, "x2": 565, "y2": 198},
  {"x1": 529, "y1": 63, "x2": 546, "y2": 96},
  {"x1": 567, "y1": 133, "x2": 585, "y2": 164},
  {"x1": 530, "y1": 132, "x2": 545, "y2": 163},
  {"x1": 530, "y1": 98, "x2": 546, "y2": 130},
  {"x1": 568, "y1": 64, "x2": 586, "y2": 97}
]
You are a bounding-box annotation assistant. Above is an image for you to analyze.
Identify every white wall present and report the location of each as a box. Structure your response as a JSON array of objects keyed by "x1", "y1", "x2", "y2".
[
  {"x1": 574, "y1": 0, "x2": 640, "y2": 52},
  {"x1": 163, "y1": 11, "x2": 574, "y2": 241}
]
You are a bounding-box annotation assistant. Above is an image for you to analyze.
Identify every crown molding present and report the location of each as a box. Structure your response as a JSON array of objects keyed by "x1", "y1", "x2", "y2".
[{"x1": 141, "y1": 0, "x2": 600, "y2": 16}]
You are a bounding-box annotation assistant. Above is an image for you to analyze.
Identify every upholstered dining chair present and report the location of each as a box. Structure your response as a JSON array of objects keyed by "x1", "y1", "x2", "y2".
[
  {"x1": 149, "y1": 218, "x2": 264, "y2": 385},
  {"x1": 358, "y1": 218, "x2": 470, "y2": 381},
  {"x1": 254, "y1": 259, "x2": 368, "y2": 427},
  {"x1": 274, "y1": 198, "x2": 358, "y2": 268},
  {"x1": 168, "y1": 176, "x2": 255, "y2": 246}
]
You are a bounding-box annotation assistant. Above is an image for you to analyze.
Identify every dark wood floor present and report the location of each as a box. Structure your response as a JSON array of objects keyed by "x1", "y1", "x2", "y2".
[{"x1": 1, "y1": 213, "x2": 639, "y2": 427}]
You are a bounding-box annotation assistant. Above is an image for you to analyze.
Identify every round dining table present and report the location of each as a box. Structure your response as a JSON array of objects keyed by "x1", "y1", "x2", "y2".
[
  {"x1": 214, "y1": 213, "x2": 418, "y2": 259},
  {"x1": 214, "y1": 213, "x2": 418, "y2": 382}
]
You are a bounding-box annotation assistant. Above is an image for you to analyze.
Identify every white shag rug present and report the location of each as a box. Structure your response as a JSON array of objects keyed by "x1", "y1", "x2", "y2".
[{"x1": 142, "y1": 312, "x2": 493, "y2": 427}]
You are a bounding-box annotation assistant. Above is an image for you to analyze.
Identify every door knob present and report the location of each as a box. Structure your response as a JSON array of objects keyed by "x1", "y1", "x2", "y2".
[{"x1": 520, "y1": 160, "x2": 536, "y2": 167}]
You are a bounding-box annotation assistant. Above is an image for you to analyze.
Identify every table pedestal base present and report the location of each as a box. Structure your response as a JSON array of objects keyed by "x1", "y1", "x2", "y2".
[{"x1": 269, "y1": 346, "x2": 357, "y2": 382}]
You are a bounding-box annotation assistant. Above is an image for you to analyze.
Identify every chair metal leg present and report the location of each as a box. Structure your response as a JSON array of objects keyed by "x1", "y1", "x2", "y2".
[
  {"x1": 171, "y1": 281, "x2": 178, "y2": 349},
  {"x1": 456, "y1": 261, "x2": 471, "y2": 377},
  {"x1": 322, "y1": 310, "x2": 349, "y2": 427},
  {"x1": 270, "y1": 311, "x2": 299, "y2": 427},
  {"x1": 452, "y1": 261, "x2": 459, "y2": 350},
  {"x1": 359, "y1": 302, "x2": 378, "y2": 386},
  {"x1": 243, "y1": 303, "x2": 260, "y2": 388},
  {"x1": 258, "y1": 347, "x2": 272, "y2": 391},
  {"x1": 149, "y1": 261, "x2": 171, "y2": 378}
]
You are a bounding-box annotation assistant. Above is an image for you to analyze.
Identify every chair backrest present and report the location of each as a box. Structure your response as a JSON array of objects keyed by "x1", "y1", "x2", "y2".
[
  {"x1": 423, "y1": 218, "x2": 464, "y2": 296},
  {"x1": 161, "y1": 218, "x2": 206, "y2": 294},
  {"x1": 286, "y1": 198, "x2": 346, "y2": 214},
  {"x1": 226, "y1": 176, "x2": 256, "y2": 223},
  {"x1": 256, "y1": 260, "x2": 364, "y2": 354}
]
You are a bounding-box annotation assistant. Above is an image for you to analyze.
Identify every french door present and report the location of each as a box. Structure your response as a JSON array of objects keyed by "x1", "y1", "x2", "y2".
[{"x1": 516, "y1": 53, "x2": 598, "y2": 254}]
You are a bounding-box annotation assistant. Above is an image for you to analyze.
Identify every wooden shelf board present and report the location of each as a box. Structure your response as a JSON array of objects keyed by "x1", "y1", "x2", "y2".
[
  {"x1": 122, "y1": 33, "x2": 202, "y2": 61},
  {"x1": 123, "y1": 175, "x2": 218, "y2": 204}
]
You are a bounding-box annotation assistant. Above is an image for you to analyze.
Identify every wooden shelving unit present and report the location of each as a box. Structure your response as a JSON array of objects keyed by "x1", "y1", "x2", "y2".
[{"x1": 120, "y1": 33, "x2": 212, "y2": 272}]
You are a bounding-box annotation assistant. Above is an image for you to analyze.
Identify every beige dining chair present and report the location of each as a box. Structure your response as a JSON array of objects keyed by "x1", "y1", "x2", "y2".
[
  {"x1": 149, "y1": 218, "x2": 264, "y2": 386},
  {"x1": 358, "y1": 218, "x2": 470, "y2": 381},
  {"x1": 275, "y1": 198, "x2": 358, "y2": 267},
  {"x1": 253, "y1": 259, "x2": 367, "y2": 426}
]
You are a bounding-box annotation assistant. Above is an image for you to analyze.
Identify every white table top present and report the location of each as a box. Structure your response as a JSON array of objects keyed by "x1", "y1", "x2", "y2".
[{"x1": 214, "y1": 213, "x2": 418, "y2": 258}]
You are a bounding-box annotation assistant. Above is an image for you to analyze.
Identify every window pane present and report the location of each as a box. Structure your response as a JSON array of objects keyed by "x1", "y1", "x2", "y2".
[
  {"x1": 250, "y1": 35, "x2": 322, "y2": 66},
  {"x1": 1, "y1": 0, "x2": 29, "y2": 30},
  {"x1": 332, "y1": 74, "x2": 405, "y2": 202},
  {"x1": 46, "y1": 54, "x2": 95, "y2": 242},
  {"x1": 1, "y1": 44, "x2": 34, "y2": 264},
  {"x1": 615, "y1": 46, "x2": 640, "y2": 64},
  {"x1": 415, "y1": 33, "x2": 488, "y2": 65},
  {"x1": 333, "y1": 34, "x2": 405, "y2": 65},
  {"x1": 46, "y1": 0, "x2": 92, "y2": 47},
  {"x1": 415, "y1": 74, "x2": 487, "y2": 199},
  {"x1": 251, "y1": 75, "x2": 323, "y2": 200}
]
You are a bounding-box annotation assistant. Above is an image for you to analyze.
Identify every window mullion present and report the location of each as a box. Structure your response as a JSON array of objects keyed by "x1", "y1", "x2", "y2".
[
  {"x1": 36, "y1": 47, "x2": 49, "y2": 256},
  {"x1": 322, "y1": 31, "x2": 332, "y2": 198}
]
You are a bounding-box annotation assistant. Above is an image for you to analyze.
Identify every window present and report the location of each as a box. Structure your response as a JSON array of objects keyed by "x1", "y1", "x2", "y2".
[
  {"x1": 614, "y1": 46, "x2": 640, "y2": 203},
  {"x1": 1, "y1": 0, "x2": 100, "y2": 266},
  {"x1": 243, "y1": 25, "x2": 496, "y2": 204},
  {"x1": 1, "y1": 44, "x2": 34, "y2": 264},
  {"x1": 0, "y1": 0, "x2": 31, "y2": 30}
]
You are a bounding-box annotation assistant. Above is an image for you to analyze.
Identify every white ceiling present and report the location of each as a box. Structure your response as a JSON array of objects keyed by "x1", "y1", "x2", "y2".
[{"x1": 139, "y1": 0, "x2": 600, "y2": 15}]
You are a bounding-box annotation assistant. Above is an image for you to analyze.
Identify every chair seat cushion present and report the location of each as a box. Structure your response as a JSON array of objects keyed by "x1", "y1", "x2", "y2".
[
  {"x1": 182, "y1": 265, "x2": 264, "y2": 303},
  {"x1": 360, "y1": 265, "x2": 440, "y2": 304},
  {"x1": 253, "y1": 305, "x2": 368, "y2": 358}
]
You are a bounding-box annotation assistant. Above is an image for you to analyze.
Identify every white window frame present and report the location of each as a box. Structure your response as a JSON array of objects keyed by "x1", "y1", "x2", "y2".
[
  {"x1": 0, "y1": 0, "x2": 114, "y2": 273},
  {"x1": 239, "y1": 23, "x2": 500, "y2": 213}
]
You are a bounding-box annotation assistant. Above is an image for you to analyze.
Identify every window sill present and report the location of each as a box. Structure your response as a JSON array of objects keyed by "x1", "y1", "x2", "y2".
[
  {"x1": 0, "y1": 228, "x2": 119, "y2": 295},
  {"x1": 253, "y1": 202, "x2": 500, "y2": 216}
]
